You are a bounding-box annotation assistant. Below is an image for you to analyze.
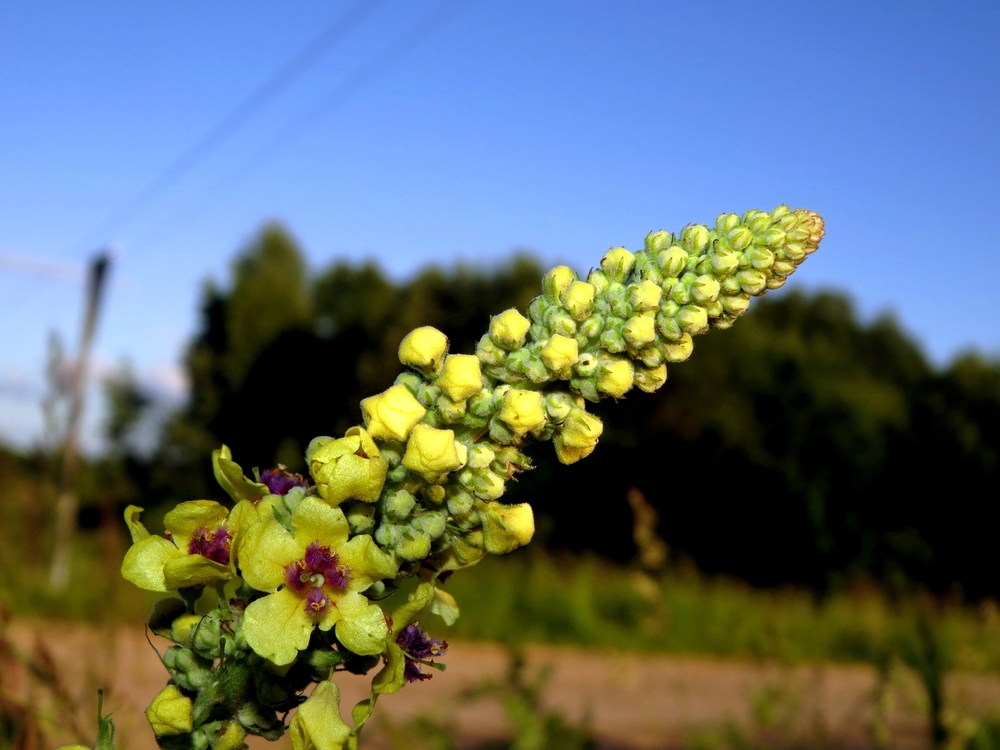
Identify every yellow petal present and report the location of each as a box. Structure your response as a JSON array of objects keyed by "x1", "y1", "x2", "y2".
[
  {"x1": 540, "y1": 335, "x2": 578, "y2": 373},
  {"x1": 435, "y1": 354, "x2": 483, "y2": 402},
  {"x1": 360, "y1": 385, "x2": 427, "y2": 442},
  {"x1": 123, "y1": 505, "x2": 150, "y2": 543},
  {"x1": 489, "y1": 309, "x2": 531, "y2": 350},
  {"x1": 401, "y1": 423, "x2": 462, "y2": 481},
  {"x1": 480, "y1": 502, "x2": 535, "y2": 554},
  {"x1": 336, "y1": 535, "x2": 398, "y2": 589},
  {"x1": 164, "y1": 500, "x2": 229, "y2": 551},
  {"x1": 243, "y1": 587, "x2": 313, "y2": 665},
  {"x1": 289, "y1": 681, "x2": 350, "y2": 750},
  {"x1": 121, "y1": 536, "x2": 184, "y2": 592},
  {"x1": 397, "y1": 326, "x2": 449, "y2": 372},
  {"x1": 239, "y1": 518, "x2": 301, "y2": 592},
  {"x1": 163, "y1": 555, "x2": 232, "y2": 590},
  {"x1": 498, "y1": 389, "x2": 546, "y2": 436},
  {"x1": 291, "y1": 496, "x2": 349, "y2": 550},
  {"x1": 334, "y1": 591, "x2": 388, "y2": 656}
]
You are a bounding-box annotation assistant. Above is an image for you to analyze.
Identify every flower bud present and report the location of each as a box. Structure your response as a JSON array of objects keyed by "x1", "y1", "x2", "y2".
[
  {"x1": 490, "y1": 308, "x2": 531, "y2": 349},
  {"x1": 544, "y1": 391, "x2": 575, "y2": 423},
  {"x1": 412, "y1": 510, "x2": 447, "y2": 540},
  {"x1": 721, "y1": 294, "x2": 751, "y2": 315},
  {"x1": 542, "y1": 265, "x2": 577, "y2": 300},
  {"x1": 361, "y1": 385, "x2": 427, "y2": 442},
  {"x1": 436, "y1": 354, "x2": 483, "y2": 402},
  {"x1": 745, "y1": 246, "x2": 774, "y2": 270},
  {"x1": 498, "y1": 388, "x2": 546, "y2": 435},
  {"x1": 570, "y1": 376, "x2": 599, "y2": 402},
  {"x1": 540, "y1": 334, "x2": 579, "y2": 373},
  {"x1": 761, "y1": 226, "x2": 786, "y2": 247},
  {"x1": 597, "y1": 355, "x2": 634, "y2": 398},
  {"x1": 681, "y1": 224, "x2": 711, "y2": 255},
  {"x1": 561, "y1": 281, "x2": 596, "y2": 321},
  {"x1": 146, "y1": 685, "x2": 193, "y2": 737},
  {"x1": 770, "y1": 204, "x2": 791, "y2": 221},
  {"x1": 736, "y1": 269, "x2": 767, "y2": 295},
  {"x1": 547, "y1": 309, "x2": 577, "y2": 337},
  {"x1": 577, "y1": 314, "x2": 603, "y2": 341},
  {"x1": 170, "y1": 614, "x2": 204, "y2": 647},
  {"x1": 600, "y1": 324, "x2": 627, "y2": 354},
  {"x1": 574, "y1": 352, "x2": 598, "y2": 377},
  {"x1": 772, "y1": 259, "x2": 796, "y2": 277},
  {"x1": 397, "y1": 531, "x2": 432, "y2": 561},
  {"x1": 398, "y1": 326, "x2": 449, "y2": 373},
  {"x1": 375, "y1": 522, "x2": 405, "y2": 548},
  {"x1": 629, "y1": 279, "x2": 662, "y2": 311},
  {"x1": 638, "y1": 345, "x2": 664, "y2": 368},
  {"x1": 402, "y1": 424, "x2": 464, "y2": 482},
  {"x1": 677, "y1": 305, "x2": 709, "y2": 335},
  {"x1": 446, "y1": 487, "x2": 475, "y2": 516},
  {"x1": 690, "y1": 276, "x2": 721, "y2": 304},
  {"x1": 634, "y1": 364, "x2": 668, "y2": 393},
  {"x1": 467, "y1": 443, "x2": 495, "y2": 469},
  {"x1": 384, "y1": 489, "x2": 417, "y2": 520},
  {"x1": 436, "y1": 394, "x2": 467, "y2": 423},
  {"x1": 345, "y1": 501, "x2": 376, "y2": 534},
  {"x1": 476, "y1": 334, "x2": 505, "y2": 366},
  {"x1": 600, "y1": 247, "x2": 635, "y2": 281},
  {"x1": 661, "y1": 333, "x2": 694, "y2": 362},
  {"x1": 766, "y1": 275, "x2": 787, "y2": 290},
  {"x1": 656, "y1": 311, "x2": 683, "y2": 341},
  {"x1": 728, "y1": 225, "x2": 754, "y2": 251},
  {"x1": 586, "y1": 268, "x2": 609, "y2": 293},
  {"x1": 657, "y1": 246, "x2": 688, "y2": 278},
  {"x1": 480, "y1": 502, "x2": 535, "y2": 554},
  {"x1": 204, "y1": 721, "x2": 246, "y2": 750},
  {"x1": 623, "y1": 315, "x2": 656, "y2": 349},
  {"x1": 644, "y1": 230, "x2": 674, "y2": 253},
  {"x1": 553, "y1": 409, "x2": 602, "y2": 464},
  {"x1": 745, "y1": 209, "x2": 771, "y2": 233},
  {"x1": 422, "y1": 484, "x2": 446, "y2": 504},
  {"x1": 716, "y1": 212, "x2": 740, "y2": 234},
  {"x1": 783, "y1": 242, "x2": 806, "y2": 261},
  {"x1": 309, "y1": 427, "x2": 388, "y2": 504}
]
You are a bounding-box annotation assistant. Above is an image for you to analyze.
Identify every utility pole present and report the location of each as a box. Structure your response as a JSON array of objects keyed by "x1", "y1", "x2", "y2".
[{"x1": 48, "y1": 251, "x2": 112, "y2": 591}]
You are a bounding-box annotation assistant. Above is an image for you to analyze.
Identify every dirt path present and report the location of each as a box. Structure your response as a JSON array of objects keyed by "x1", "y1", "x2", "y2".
[{"x1": 7, "y1": 620, "x2": 1000, "y2": 750}]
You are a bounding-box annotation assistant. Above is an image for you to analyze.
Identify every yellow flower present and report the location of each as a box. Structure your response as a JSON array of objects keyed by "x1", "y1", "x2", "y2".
[
  {"x1": 239, "y1": 496, "x2": 397, "y2": 665},
  {"x1": 308, "y1": 427, "x2": 387, "y2": 505},
  {"x1": 498, "y1": 389, "x2": 546, "y2": 436},
  {"x1": 398, "y1": 326, "x2": 449, "y2": 373},
  {"x1": 289, "y1": 680, "x2": 351, "y2": 750},
  {"x1": 361, "y1": 385, "x2": 427, "y2": 441},
  {"x1": 489, "y1": 309, "x2": 531, "y2": 349},
  {"x1": 435, "y1": 354, "x2": 483, "y2": 402},
  {"x1": 402, "y1": 424, "x2": 465, "y2": 482},
  {"x1": 540, "y1": 335, "x2": 578, "y2": 373},
  {"x1": 121, "y1": 502, "x2": 237, "y2": 592},
  {"x1": 146, "y1": 685, "x2": 193, "y2": 737},
  {"x1": 480, "y1": 501, "x2": 535, "y2": 554}
]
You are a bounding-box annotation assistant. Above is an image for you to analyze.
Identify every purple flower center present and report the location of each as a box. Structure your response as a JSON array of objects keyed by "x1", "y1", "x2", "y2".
[
  {"x1": 188, "y1": 526, "x2": 231, "y2": 565},
  {"x1": 284, "y1": 542, "x2": 350, "y2": 618},
  {"x1": 396, "y1": 624, "x2": 448, "y2": 682},
  {"x1": 260, "y1": 466, "x2": 308, "y2": 496}
]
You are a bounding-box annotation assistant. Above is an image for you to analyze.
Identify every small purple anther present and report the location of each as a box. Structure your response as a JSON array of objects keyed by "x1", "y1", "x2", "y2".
[{"x1": 260, "y1": 466, "x2": 308, "y2": 496}]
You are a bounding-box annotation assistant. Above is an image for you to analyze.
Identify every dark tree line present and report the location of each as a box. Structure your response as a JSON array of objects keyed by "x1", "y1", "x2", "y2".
[{"x1": 141, "y1": 224, "x2": 1000, "y2": 598}]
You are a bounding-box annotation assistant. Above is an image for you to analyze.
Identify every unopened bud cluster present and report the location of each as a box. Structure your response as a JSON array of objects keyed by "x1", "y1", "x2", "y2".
[{"x1": 121, "y1": 206, "x2": 822, "y2": 750}]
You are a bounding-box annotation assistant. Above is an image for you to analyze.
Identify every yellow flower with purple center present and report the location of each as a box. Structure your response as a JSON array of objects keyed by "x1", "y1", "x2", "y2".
[
  {"x1": 121, "y1": 501, "x2": 238, "y2": 592},
  {"x1": 239, "y1": 496, "x2": 397, "y2": 665}
]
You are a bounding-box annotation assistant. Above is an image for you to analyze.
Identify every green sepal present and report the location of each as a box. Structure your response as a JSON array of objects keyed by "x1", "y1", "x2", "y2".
[
  {"x1": 212, "y1": 445, "x2": 268, "y2": 503},
  {"x1": 389, "y1": 582, "x2": 435, "y2": 638},
  {"x1": 95, "y1": 690, "x2": 115, "y2": 750}
]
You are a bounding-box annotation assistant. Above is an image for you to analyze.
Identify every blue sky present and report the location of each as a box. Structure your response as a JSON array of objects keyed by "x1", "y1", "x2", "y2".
[{"x1": 1, "y1": 0, "x2": 998, "y2": 450}]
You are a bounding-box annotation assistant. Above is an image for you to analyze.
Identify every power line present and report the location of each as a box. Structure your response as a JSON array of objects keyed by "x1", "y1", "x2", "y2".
[
  {"x1": 133, "y1": 0, "x2": 467, "y2": 251},
  {"x1": 75, "y1": 0, "x2": 392, "y2": 251}
]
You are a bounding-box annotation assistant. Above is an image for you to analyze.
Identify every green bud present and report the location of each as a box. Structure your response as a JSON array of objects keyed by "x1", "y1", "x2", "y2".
[
  {"x1": 657, "y1": 246, "x2": 688, "y2": 277},
  {"x1": 412, "y1": 511, "x2": 447, "y2": 540},
  {"x1": 745, "y1": 209, "x2": 771, "y2": 234},
  {"x1": 468, "y1": 389, "x2": 495, "y2": 418},
  {"x1": 728, "y1": 225, "x2": 754, "y2": 251},
  {"x1": 770, "y1": 204, "x2": 791, "y2": 222},
  {"x1": 574, "y1": 352, "x2": 598, "y2": 377},
  {"x1": 644, "y1": 230, "x2": 674, "y2": 253},
  {"x1": 468, "y1": 443, "x2": 495, "y2": 469},
  {"x1": 746, "y1": 247, "x2": 774, "y2": 270},
  {"x1": 544, "y1": 391, "x2": 575, "y2": 423},
  {"x1": 705, "y1": 299, "x2": 724, "y2": 319},
  {"x1": 634, "y1": 364, "x2": 668, "y2": 393},
  {"x1": 163, "y1": 646, "x2": 212, "y2": 691},
  {"x1": 766, "y1": 275, "x2": 788, "y2": 290},
  {"x1": 690, "y1": 275, "x2": 721, "y2": 304},
  {"x1": 720, "y1": 275, "x2": 742, "y2": 295},
  {"x1": 600, "y1": 247, "x2": 635, "y2": 282},
  {"x1": 772, "y1": 259, "x2": 796, "y2": 277},
  {"x1": 375, "y1": 522, "x2": 405, "y2": 548},
  {"x1": 783, "y1": 242, "x2": 806, "y2": 261},
  {"x1": 528, "y1": 297, "x2": 548, "y2": 325},
  {"x1": 655, "y1": 310, "x2": 683, "y2": 341},
  {"x1": 561, "y1": 281, "x2": 596, "y2": 321},
  {"x1": 345, "y1": 502, "x2": 376, "y2": 535},
  {"x1": 586, "y1": 268, "x2": 609, "y2": 293},
  {"x1": 600, "y1": 326, "x2": 627, "y2": 354},
  {"x1": 630, "y1": 279, "x2": 662, "y2": 311},
  {"x1": 668, "y1": 278, "x2": 692, "y2": 305},
  {"x1": 504, "y1": 347, "x2": 532, "y2": 377},
  {"x1": 547, "y1": 309, "x2": 578, "y2": 337},
  {"x1": 436, "y1": 394, "x2": 467, "y2": 423},
  {"x1": 721, "y1": 294, "x2": 751, "y2": 315},
  {"x1": 476, "y1": 334, "x2": 505, "y2": 366},
  {"x1": 761, "y1": 226, "x2": 786, "y2": 247},
  {"x1": 384, "y1": 489, "x2": 416, "y2": 520},
  {"x1": 488, "y1": 414, "x2": 517, "y2": 444},
  {"x1": 681, "y1": 224, "x2": 711, "y2": 255},
  {"x1": 716, "y1": 213, "x2": 740, "y2": 234},
  {"x1": 542, "y1": 265, "x2": 578, "y2": 301},
  {"x1": 387, "y1": 464, "x2": 407, "y2": 483},
  {"x1": 447, "y1": 487, "x2": 475, "y2": 516},
  {"x1": 578, "y1": 314, "x2": 603, "y2": 341},
  {"x1": 422, "y1": 484, "x2": 446, "y2": 504},
  {"x1": 569, "y1": 375, "x2": 600, "y2": 402},
  {"x1": 638, "y1": 344, "x2": 664, "y2": 368},
  {"x1": 236, "y1": 701, "x2": 282, "y2": 741},
  {"x1": 661, "y1": 333, "x2": 694, "y2": 362},
  {"x1": 397, "y1": 531, "x2": 432, "y2": 561},
  {"x1": 710, "y1": 246, "x2": 740, "y2": 276},
  {"x1": 190, "y1": 612, "x2": 225, "y2": 658},
  {"x1": 736, "y1": 269, "x2": 767, "y2": 295},
  {"x1": 677, "y1": 305, "x2": 709, "y2": 335}
]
